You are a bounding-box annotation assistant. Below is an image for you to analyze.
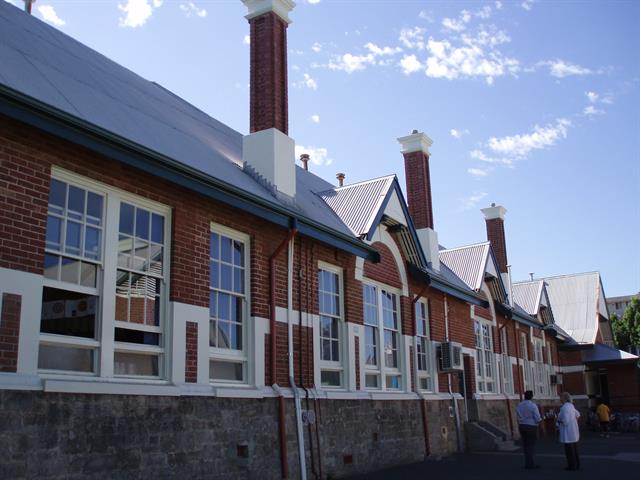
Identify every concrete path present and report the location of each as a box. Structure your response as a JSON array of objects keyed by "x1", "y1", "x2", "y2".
[{"x1": 346, "y1": 432, "x2": 640, "y2": 479}]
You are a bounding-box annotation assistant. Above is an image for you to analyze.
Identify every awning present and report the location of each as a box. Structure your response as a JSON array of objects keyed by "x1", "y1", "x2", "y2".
[{"x1": 582, "y1": 343, "x2": 639, "y2": 365}]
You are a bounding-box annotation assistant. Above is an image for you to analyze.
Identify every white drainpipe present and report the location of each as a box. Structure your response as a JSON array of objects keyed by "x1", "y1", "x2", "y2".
[{"x1": 288, "y1": 238, "x2": 307, "y2": 480}]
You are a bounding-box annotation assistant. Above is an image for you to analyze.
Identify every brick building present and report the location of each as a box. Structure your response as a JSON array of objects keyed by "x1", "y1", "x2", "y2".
[{"x1": 0, "y1": 1, "x2": 637, "y2": 479}]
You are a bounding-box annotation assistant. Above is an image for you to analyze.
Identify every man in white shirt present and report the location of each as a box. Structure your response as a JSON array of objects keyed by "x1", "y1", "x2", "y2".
[
  {"x1": 557, "y1": 392, "x2": 581, "y2": 471},
  {"x1": 516, "y1": 390, "x2": 542, "y2": 469}
]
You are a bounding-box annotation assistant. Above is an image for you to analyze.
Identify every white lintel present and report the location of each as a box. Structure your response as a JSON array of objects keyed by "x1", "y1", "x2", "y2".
[
  {"x1": 397, "y1": 131, "x2": 433, "y2": 155},
  {"x1": 242, "y1": 0, "x2": 295, "y2": 24},
  {"x1": 481, "y1": 204, "x2": 507, "y2": 221}
]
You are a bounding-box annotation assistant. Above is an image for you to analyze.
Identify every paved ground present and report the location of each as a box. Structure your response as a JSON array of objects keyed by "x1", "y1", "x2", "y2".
[{"x1": 347, "y1": 431, "x2": 640, "y2": 479}]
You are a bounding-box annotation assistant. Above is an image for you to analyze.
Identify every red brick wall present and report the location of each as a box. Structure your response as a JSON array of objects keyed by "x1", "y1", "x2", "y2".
[
  {"x1": 185, "y1": 321, "x2": 198, "y2": 383},
  {"x1": 0, "y1": 293, "x2": 21, "y2": 372},
  {"x1": 559, "y1": 350, "x2": 582, "y2": 367},
  {"x1": 363, "y1": 242, "x2": 402, "y2": 290},
  {"x1": 402, "y1": 150, "x2": 434, "y2": 230},
  {"x1": 248, "y1": 12, "x2": 288, "y2": 134},
  {"x1": 606, "y1": 363, "x2": 640, "y2": 411},
  {"x1": 562, "y1": 371, "x2": 586, "y2": 396}
]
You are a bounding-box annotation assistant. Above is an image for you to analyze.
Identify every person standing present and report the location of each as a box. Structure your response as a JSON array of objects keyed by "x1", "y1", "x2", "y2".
[
  {"x1": 596, "y1": 399, "x2": 611, "y2": 437},
  {"x1": 516, "y1": 390, "x2": 542, "y2": 469},
  {"x1": 557, "y1": 392, "x2": 581, "y2": 471}
]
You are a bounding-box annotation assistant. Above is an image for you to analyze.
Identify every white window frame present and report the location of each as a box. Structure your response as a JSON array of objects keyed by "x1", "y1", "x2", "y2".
[
  {"x1": 474, "y1": 319, "x2": 496, "y2": 393},
  {"x1": 415, "y1": 299, "x2": 435, "y2": 392},
  {"x1": 317, "y1": 262, "x2": 346, "y2": 389},
  {"x1": 499, "y1": 327, "x2": 514, "y2": 395},
  {"x1": 209, "y1": 223, "x2": 251, "y2": 385},
  {"x1": 520, "y1": 331, "x2": 534, "y2": 392},
  {"x1": 532, "y1": 337, "x2": 546, "y2": 396},
  {"x1": 362, "y1": 281, "x2": 404, "y2": 391},
  {"x1": 40, "y1": 168, "x2": 171, "y2": 381}
]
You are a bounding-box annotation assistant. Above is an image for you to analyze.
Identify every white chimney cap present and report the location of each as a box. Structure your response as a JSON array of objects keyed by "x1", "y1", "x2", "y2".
[
  {"x1": 397, "y1": 131, "x2": 433, "y2": 155},
  {"x1": 481, "y1": 204, "x2": 507, "y2": 221},
  {"x1": 242, "y1": 0, "x2": 296, "y2": 23}
]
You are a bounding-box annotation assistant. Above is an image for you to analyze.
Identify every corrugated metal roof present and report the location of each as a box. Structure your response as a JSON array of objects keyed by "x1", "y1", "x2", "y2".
[
  {"x1": 438, "y1": 242, "x2": 491, "y2": 291},
  {"x1": 512, "y1": 280, "x2": 544, "y2": 316},
  {"x1": 542, "y1": 272, "x2": 604, "y2": 344},
  {"x1": 0, "y1": 4, "x2": 355, "y2": 240},
  {"x1": 317, "y1": 176, "x2": 395, "y2": 237}
]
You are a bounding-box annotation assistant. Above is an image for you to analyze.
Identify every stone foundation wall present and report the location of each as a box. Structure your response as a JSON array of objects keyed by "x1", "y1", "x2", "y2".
[{"x1": 0, "y1": 391, "x2": 463, "y2": 479}]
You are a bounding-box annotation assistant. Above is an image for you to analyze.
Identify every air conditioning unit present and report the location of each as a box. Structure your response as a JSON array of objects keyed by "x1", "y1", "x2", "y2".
[
  {"x1": 438, "y1": 341, "x2": 463, "y2": 371},
  {"x1": 550, "y1": 374, "x2": 563, "y2": 385}
]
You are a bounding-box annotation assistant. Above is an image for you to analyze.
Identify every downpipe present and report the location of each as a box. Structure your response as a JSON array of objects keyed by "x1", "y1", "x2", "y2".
[
  {"x1": 287, "y1": 235, "x2": 307, "y2": 480},
  {"x1": 444, "y1": 295, "x2": 463, "y2": 453}
]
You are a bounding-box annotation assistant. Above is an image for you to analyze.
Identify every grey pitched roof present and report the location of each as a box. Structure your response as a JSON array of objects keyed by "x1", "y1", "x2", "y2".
[
  {"x1": 0, "y1": 3, "x2": 357, "y2": 243},
  {"x1": 542, "y1": 272, "x2": 607, "y2": 345},
  {"x1": 512, "y1": 280, "x2": 544, "y2": 316},
  {"x1": 438, "y1": 242, "x2": 491, "y2": 291},
  {"x1": 317, "y1": 176, "x2": 395, "y2": 238}
]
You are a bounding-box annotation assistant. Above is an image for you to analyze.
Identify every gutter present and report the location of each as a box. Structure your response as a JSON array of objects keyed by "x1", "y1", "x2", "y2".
[{"x1": 0, "y1": 85, "x2": 379, "y2": 262}]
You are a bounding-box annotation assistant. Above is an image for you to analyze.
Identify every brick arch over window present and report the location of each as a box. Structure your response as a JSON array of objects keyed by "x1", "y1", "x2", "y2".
[{"x1": 363, "y1": 242, "x2": 403, "y2": 289}]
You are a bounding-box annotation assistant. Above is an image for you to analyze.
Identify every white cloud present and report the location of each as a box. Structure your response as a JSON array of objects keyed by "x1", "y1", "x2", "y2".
[
  {"x1": 327, "y1": 43, "x2": 401, "y2": 74},
  {"x1": 460, "y1": 192, "x2": 488, "y2": 210},
  {"x1": 450, "y1": 128, "x2": 470, "y2": 139},
  {"x1": 495, "y1": 1, "x2": 503, "y2": 10},
  {"x1": 586, "y1": 91, "x2": 599, "y2": 103},
  {"x1": 541, "y1": 59, "x2": 595, "y2": 78},
  {"x1": 3, "y1": 0, "x2": 19, "y2": 7},
  {"x1": 295, "y1": 145, "x2": 331, "y2": 167},
  {"x1": 418, "y1": 10, "x2": 434, "y2": 23},
  {"x1": 153, "y1": 0, "x2": 163, "y2": 6},
  {"x1": 424, "y1": 30, "x2": 519, "y2": 84},
  {"x1": 442, "y1": 10, "x2": 471, "y2": 32},
  {"x1": 487, "y1": 118, "x2": 571, "y2": 158},
  {"x1": 118, "y1": 0, "x2": 158, "y2": 28},
  {"x1": 470, "y1": 149, "x2": 513, "y2": 165},
  {"x1": 468, "y1": 168, "x2": 490, "y2": 177},
  {"x1": 476, "y1": 6, "x2": 493, "y2": 19},
  {"x1": 243, "y1": 35, "x2": 250, "y2": 45},
  {"x1": 37, "y1": 5, "x2": 65, "y2": 26},
  {"x1": 180, "y1": 2, "x2": 206, "y2": 18},
  {"x1": 522, "y1": 0, "x2": 536, "y2": 11},
  {"x1": 583, "y1": 105, "x2": 603, "y2": 116},
  {"x1": 399, "y1": 27, "x2": 426, "y2": 50},
  {"x1": 310, "y1": 114, "x2": 320, "y2": 123},
  {"x1": 306, "y1": 0, "x2": 321, "y2": 4},
  {"x1": 400, "y1": 55, "x2": 422, "y2": 75},
  {"x1": 294, "y1": 73, "x2": 318, "y2": 90},
  {"x1": 311, "y1": 42, "x2": 322, "y2": 53}
]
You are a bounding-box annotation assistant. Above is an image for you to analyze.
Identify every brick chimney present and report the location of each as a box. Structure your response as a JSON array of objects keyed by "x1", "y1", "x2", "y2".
[
  {"x1": 398, "y1": 130, "x2": 439, "y2": 271},
  {"x1": 481, "y1": 203, "x2": 508, "y2": 274},
  {"x1": 241, "y1": 0, "x2": 296, "y2": 198},
  {"x1": 398, "y1": 130, "x2": 434, "y2": 230}
]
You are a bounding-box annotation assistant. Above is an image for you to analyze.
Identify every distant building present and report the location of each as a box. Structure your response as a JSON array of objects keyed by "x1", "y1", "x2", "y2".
[{"x1": 607, "y1": 293, "x2": 639, "y2": 318}]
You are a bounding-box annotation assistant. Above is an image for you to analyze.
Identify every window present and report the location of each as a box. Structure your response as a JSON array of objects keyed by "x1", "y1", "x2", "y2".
[
  {"x1": 209, "y1": 227, "x2": 249, "y2": 383},
  {"x1": 533, "y1": 339, "x2": 546, "y2": 396},
  {"x1": 318, "y1": 266, "x2": 344, "y2": 387},
  {"x1": 500, "y1": 327, "x2": 513, "y2": 395},
  {"x1": 363, "y1": 284, "x2": 403, "y2": 390},
  {"x1": 40, "y1": 172, "x2": 169, "y2": 378},
  {"x1": 474, "y1": 320, "x2": 495, "y2": 393},
  {"x1": 520, "y1": 332, "x2": 533, "y2": 391},
  {"x1": 415, "y1": 300, "x2": 434, "y2": 392}
]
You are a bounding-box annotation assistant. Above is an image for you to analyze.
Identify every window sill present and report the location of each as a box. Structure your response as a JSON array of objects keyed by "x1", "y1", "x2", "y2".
[{"x1": 43, "y1": 378, "x2": 180, "y2": 396}]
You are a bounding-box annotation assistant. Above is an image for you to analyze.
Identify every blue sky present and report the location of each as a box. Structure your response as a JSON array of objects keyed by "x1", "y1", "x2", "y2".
[{"x1": 5, "y1": 0, "x2": 639, "y2": 297}]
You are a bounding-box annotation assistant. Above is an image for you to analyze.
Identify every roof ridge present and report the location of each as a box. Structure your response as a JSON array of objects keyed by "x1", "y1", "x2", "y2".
[
  {"x1": 317, "y1": 174, "x2": 396, "y2": 194},
  {"x1": 541, "y1": 271, "x2": 600, "y2": 281},
  {"x1": 439, "y1": 241, "x2": 490, "y2": 253}
]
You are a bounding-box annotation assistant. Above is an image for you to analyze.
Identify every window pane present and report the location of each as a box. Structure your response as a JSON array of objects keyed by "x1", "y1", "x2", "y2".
[
  {"x1": 233, "y1": 240, "x2": 243, "y2": 266},
  {"x1": 48, "y1": 179, "x2": 66, "y2": 213},
  {"x1": 118, "y1": 235, "x2": 133, "y2": 268},
  {"x1": 135, "y1": 208, "x2": 150, "y2": 240},
  {"x1": 385, "y1": 375, "x2": 401, "y2": 390},
  {"x1": 38, "y1": 344, "x2": 94, "y2": 373},
  {"x1": 321, "y1": 316, "x2": 331, "y2": 338},
  {"x1": 115, "y1": 271, "x2": 130, "y2": 322},
  {"x1": 60, "y1": 257, "x2": 80, "y2": 283},
  {"x1": 365, "y1": 374, "x2": 379, "y2": 388},
  {"x1": 84, "y1": 226, "x2": 100, "y2": 260},
  {"x1": 46, "y1": 215, "x2": 62, "y2": 251},
  {"x1": 86, "y1": 192, "x2": 103, "y2": 226},
  {"x1": 321, "y1": 370, "x2": 341, "y2": 387},
  {"x1": 220, "y1": 264, "x2": 232, "y2": 291},
  {"x1": 322, "y1": 339, "x2": 331, "y2": 361},
  {"x1": 119, "y1": 203, "x2": 134, "y2": 235},
  {"x1": 40, "y1": 287, "x2": 97, "y2": 339},
  {"x1": 80, "y1": 262, "x2": 97, "y2": 288},
  {"x1": 115, "y1": 328, "x2": 160, "y2": 345},
  {"x1": 65, "y1": 221, "x2": 82, "y2": 256},
  {"x1": 210, "y1": 360, "x2": 243, "y2": 382},
  {"x1": 331, "y1": 339, "x2": 340, "y2": 362},
  {"x1": 221, "y1": 236, "x2": 232, "y2": 263},
  {"x1": 133, "y1": 239, "x2": 149, "y2": 271},
  {"x1": 210, "y1": 260, "x2": 219, "y2": 289},
  {"x1": 233, "y1": 267, "x2": 244, "y2": 294},
  {"x1": 210, "y1": 233, "x2": 219, "y2": 259},
  {"x1": 151, "y1": 213, "x2": 164, "y2": 244},
  {"x1": 67, "y1": 185, "x2": 85, "y2": 220},
  {"x1": 149, "y1": 244, "x2": 163, "y2": 276},
  {"x1": 114, "y1": 352, "x2": 159, "y2": 376},
  {"x1": 217, "y1": 321, "x2": 231, "y2": 349},
  {"x1": 44, "y1": 254, "x2": 59, "y2": 280}
]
